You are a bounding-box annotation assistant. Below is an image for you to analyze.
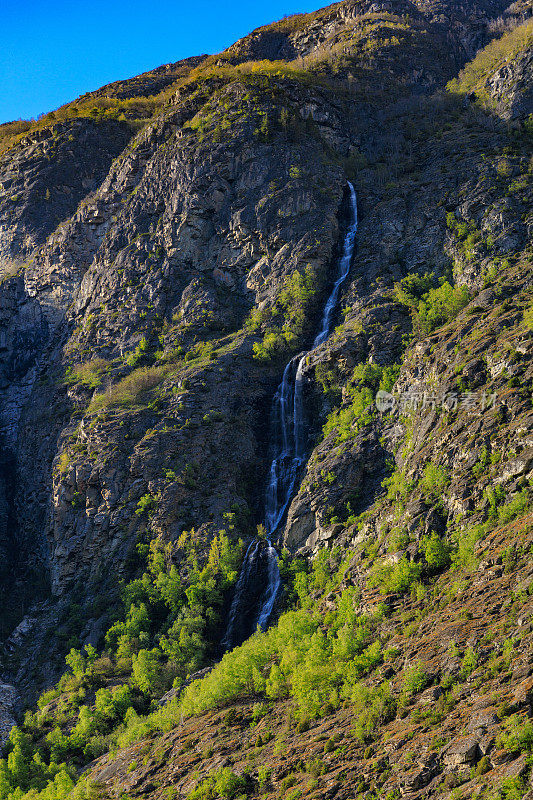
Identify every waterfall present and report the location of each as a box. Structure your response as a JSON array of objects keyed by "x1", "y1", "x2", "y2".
[
  {"x1": 220, "y1": 540, "x2": 260, "y2": 651},
  {"x1": 223, "y1": 182, "x2": 358, "y2": 650},
  {"x1": 312, "y1": 183, "x2": 358, "y2": 349}
]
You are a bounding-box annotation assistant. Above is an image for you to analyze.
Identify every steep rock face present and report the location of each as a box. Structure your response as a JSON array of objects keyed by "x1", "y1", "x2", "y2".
[
  {"x1": 16, "y1": 83, "x2": 346, "y2": 600},
  {"x1": 0, "y1": 119, "x2": 132, "y2": 268},
  {"x1": 0, "y1": 65, "x2": 361, "y2": 684},
  {"x1": 0, "y1": 0, "x2": 531, "y2": 766},
  {"x1": 0, "y1": 121, "x2": 131, "y2": 617},
  {"x1": 486, "y1": 43, "x2": 533, "y2": 117},
  {"x1": 0, "y1": 118, "x2": 134, "y2": 595},
  {"x1": 280, "y1": 34, "x2": 532, "y2": 550}
]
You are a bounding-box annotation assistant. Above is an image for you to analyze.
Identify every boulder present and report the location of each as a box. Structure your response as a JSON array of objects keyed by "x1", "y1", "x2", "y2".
[{"x1": 442, "y1": 737, "x2": 479, "y2": 768}]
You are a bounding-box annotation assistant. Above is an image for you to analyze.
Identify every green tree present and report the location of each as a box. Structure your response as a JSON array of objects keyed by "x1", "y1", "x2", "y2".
[
  {"x1": 421, "y1": 533, "x2": 451, "y2": 572},
  {"x1": 132, "y1": 649, "x2": 160, "y2": 694}
]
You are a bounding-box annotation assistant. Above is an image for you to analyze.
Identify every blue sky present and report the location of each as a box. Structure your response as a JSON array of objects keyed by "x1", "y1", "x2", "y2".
[{"x1": 0, "y1": 0, "x2": 319, "y2": 124}]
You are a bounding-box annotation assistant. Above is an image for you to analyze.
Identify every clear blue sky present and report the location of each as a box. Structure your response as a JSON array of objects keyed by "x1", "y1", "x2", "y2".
[{"x1": 0, "y1": 0, "x2": 319, "y2": 124}]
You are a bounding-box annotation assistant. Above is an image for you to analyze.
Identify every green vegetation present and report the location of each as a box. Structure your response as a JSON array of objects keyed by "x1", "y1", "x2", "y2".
[
  {"x1": 0, "y1": 488, "x2": 530, "y2": 800},
  {"x1": 448, "y1": 19, "x2": 533, "y2": 107},
  {"x1": 393, "y1": 272, "x2": 470, "y2": 336},
  {"x1": 125, "y1": 336, "x2": 149, "y2": 367},
  {"x1": 419, "y1": 463, "x2": 450, "y2": 500},
  {"x1": 113, "y1": 552, "x2": 390, "y2": 745},
  {"x1": 402, "y1": 662, "x2": 428, "y2": 697},
  {"x1": 64, "y1": 359, "x2": 113, "y2": 390},
  {"x1": 314, "y1": 361, "x2": 343, "y2": 404},
  {"x1": 252, "y1": 266, "x2": 323, "y2": 361},
  {"x1": 0, "y1": 95, "x2": 159, "y2": 156},
  {"x1": 497, "y1": 489, "x2": 530, "y2": 525},
  {"x1": 322, "y1": 387, "x2": 374, "y2": 443},
  {"x1": 0, "y1": 57, "x2": 206, "y2": 156},
  {"x1": 461, "y1": 645, "x2": 478, "y2": 678},
  {"x1": 369, "y1": 529, "x2": 451, "y2": 597},
  {"x1": 368, "y1": 557, "x2": 421, "y2": 596},
  {"x1": 188, "y1": 769, "x2": 249, "y2": 800},
  {"x1": 174, "y1": 599, "x2": 384, "y2": 725},
  {"x1": 2, "y1": 8, "x2": 533, "y2": 800},
  {"x1": 416, "y1": 282, "x2": 470, "y2": 334},
  {"x1": 450, "y1": 490, "x2": 532, "y2": 572},
  {"x1": 446, "y1": 212, "x2": 486, "y2": 259},
  {"x1": 523, "y1": 301, "x2": 533, "y2": 331},
  {"x1": 321, "y1": 362, "x2": 399, "y2": 444},
  {"x1": 106, "y1": 530, "x2": 243, "y2": 678},
  {"x1": 496, "y1": 715, "x2": 533, "y2": 754},
  {"x1": 382, "y1": 469, "x2": 413, "y2": 503},
  {"x1": 0, "y1": 530, "x2": 243, "y2": 800},
  {"x1": 421, "y1": 532, "x2": 451, "y2": 572},
  {"x1": 87, "y1": 366, "x2": 165, "y2": 413}
]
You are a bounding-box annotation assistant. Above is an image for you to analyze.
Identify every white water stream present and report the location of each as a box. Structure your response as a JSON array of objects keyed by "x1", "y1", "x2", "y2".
[{"x1": 222, "y1": 183, "x2": 358, "y2": 650}]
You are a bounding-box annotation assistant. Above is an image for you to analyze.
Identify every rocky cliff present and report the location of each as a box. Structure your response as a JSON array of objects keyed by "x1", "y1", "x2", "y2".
[{"x1": 0, "y1": 1, "x2": 532, "y2": 799}]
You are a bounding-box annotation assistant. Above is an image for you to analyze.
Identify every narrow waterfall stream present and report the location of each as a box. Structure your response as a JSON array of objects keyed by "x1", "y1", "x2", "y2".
[{"x1": 222, "y1": 183, "x2": 358, "y2": 651}]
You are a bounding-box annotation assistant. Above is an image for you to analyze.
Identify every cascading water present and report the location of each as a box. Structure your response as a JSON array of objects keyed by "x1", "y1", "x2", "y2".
[{"x1": 222, "y1": 182, "x2": 358, "y2": 651}]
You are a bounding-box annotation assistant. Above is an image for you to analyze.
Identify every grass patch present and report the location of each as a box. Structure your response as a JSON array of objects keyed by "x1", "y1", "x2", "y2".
[
  {"x1": 65, "y1": 359, "x2": 113, "y2": 390},
  {"x1": 87, "y1": 367, "x2": 165, "y2": 413}
]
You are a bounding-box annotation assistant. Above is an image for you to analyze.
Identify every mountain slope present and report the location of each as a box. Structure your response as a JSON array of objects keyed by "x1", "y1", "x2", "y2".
[{"x1": 0, "y1": 1, "x2": 532, "y2": 799}]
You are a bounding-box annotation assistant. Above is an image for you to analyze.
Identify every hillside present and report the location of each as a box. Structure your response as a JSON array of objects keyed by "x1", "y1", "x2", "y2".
[{"x1": 0, "y1": 0, "x2": 532, "y2": 799}]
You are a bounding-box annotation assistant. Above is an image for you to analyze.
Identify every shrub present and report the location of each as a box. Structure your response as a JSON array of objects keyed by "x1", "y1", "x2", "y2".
[
  {"x1": 188, "y1": 769, "x2": 248, "y2": 800},
  {"x1": 245, "y1": 308, "x2": 266, "y2": 333},
  {"x1": 402, "y1": 662, "x2": 428, "y2": 697},
  {"x1": 0, "y1": 528, "x2": 244, "y2": 799},
  {"x1": 65, "y1": 648, "x2": 86, "y2": 679},
  {"x1": 498, "y1": 776, "x2": 528, "y2": 800},
  {"x1": 383, "y1": 469, "x2": 412, "y2": 502},
  {"x1": 135, "y1": 493, "x2": 156, "y2": 516},
  {"x1": 87, "y1": 367, "x2": 165, "y2": 413},
  {"x1": 497, "y1": 715, "x2": 533, "y2": 754},
  {"x1": 120, "y1": 586, "x2": 383, "y2": 733},
  {"x1": 65, "y1": 359, "x2": 112, "y2": 389},
  {"x1": 421, "y1": 533, "x2": 451, "y2": 572},
  {"x1": 315, "y1": 362, "x2": 343, "y2": 403},
  {"x1": 305, "y1": 758, "x2": 325, "y2": 778},
  {"x1": 37, "y1": 688, "x2": 61, "y2": 710},
  {"x1": 322, "y1": 388, "x2": 374, "y2": 443},
  {"x1": 252, "y1": 265, "x2": 321, "y2": 361},
  {"x1": 486, "y1": 484, "x2": 506, "y2": 518},
  {"x1": 346, "y1": 682, "x2": 396, "y2": 742},
  {"x1": 461, "y1": 646, "x2": 478, "y2": 678},
  {"x1": 524, "y1": 301, "x2": 533, "y2": 331},
  {"x1": 125, "y1": 336, "x2": 149, "y2": 367},
  {"x1": 415, "y1": 281, "x2": 469, "y2": 334},
  {"x1": 295, "y1": 718, "x2": 310, "y2": 733},
  {"x1": 420, "y1": 463, "x2": 450, "y2": 499},
  {"x1": 132, "y1": 649, "x2": 160, "y2": 694},
  {"x1": 253, "y1": 329, "x2": 292, "y2": 361},
  {"x1": 57, "y1": 451, "x2": 70, "y2": 476},
  {"x1": 393, "y1": 272, "x2": 469, "y2": 335},
  {"x1": 451, "y1": 523, "x2": 484, "y2": 571},
  {"x1": 475, "y1": 755, "x2": 491, "y2": 776},
  {"x1": 368, "y1": 557, "x2": 421, "y2": 595},
  {"x1": 257, "y1": 767, "x2": 272, "y2": 791},
  {"x1": 498, "y1": 490, "x2": 529, "y2": 524},
  {"x1": 392, "y1": 272, "x2": 435, "y2": 307}
]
